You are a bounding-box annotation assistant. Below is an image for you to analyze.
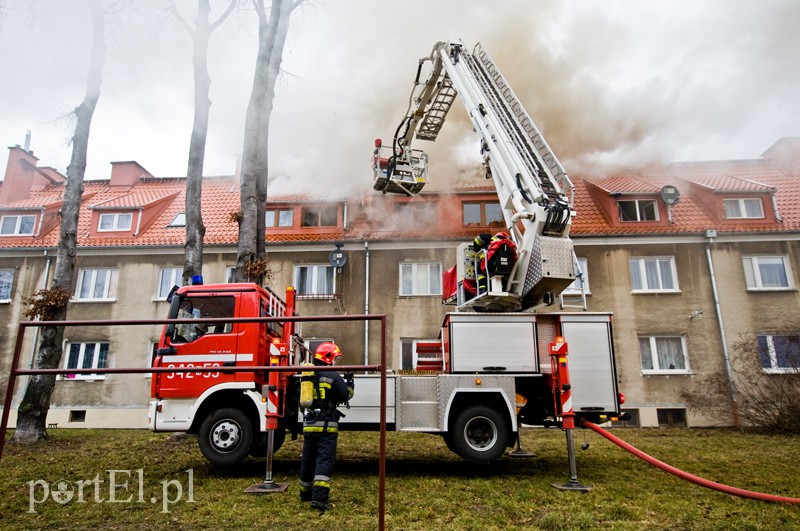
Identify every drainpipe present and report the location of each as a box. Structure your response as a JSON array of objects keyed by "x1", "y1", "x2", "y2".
[
  {"x1": 704, "y1": 232, "x2": 739, "y2": 427},
  {"x1": 133, "y1": 207, "x2": 144, "y2": 236},
  {"x1": 364, "y1": 240, "x2": 370, "y2": 366}
]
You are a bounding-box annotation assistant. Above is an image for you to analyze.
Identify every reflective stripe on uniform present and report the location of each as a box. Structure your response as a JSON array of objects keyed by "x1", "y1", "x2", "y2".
[{"x1": 303, "y1": 426, "x2": 338, "y2": 434}]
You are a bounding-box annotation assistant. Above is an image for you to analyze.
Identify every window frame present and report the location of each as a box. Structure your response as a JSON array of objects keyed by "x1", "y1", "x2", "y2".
[
  {"x1": 757, "y1": 334, "x2": 800, "y2": 374},
  {"x1": 157, "y1": 267, "x2": 182, "y2": 299},
  {"x1": 462, "y1": 201, "x2": 504, "y2": 227},
  {"x1": 743, "y1": 255, "x2": 794, "y2": 291},
  {"x1": 75, "y1": 268, "x2": 119, "y2": 301},
  {"x1": 62, "y1": 341, "x2": 109, "y2": 381},
  {"x1": 562, "y1": 257, "x2": 590, "y2": 295},
  {"x1": 629, "y1": 256, "x2": 680, "y2": 293},
  {"x1": 399, "y1": 262, "x2": 442, "y2": 296},
  {"x1": 639, "y1": 335, "x2": 691, "y2": 374},
  {"x1": 0, "y1": 268, "x2": 13, "y2": 302},
  {"x1": 294, "y1": 264, "x2": 336, "y2": 298},
  {"x1": 723, "y1": 198, "x2": 765, "y2": 219},
  {"x1": 0, "y1": 214, "x2": 36, "y2": 236},
  {"x1": 617, "y1": 199, "x2": 659, "y2": 222},
  {"x1": 266, "y1": 208, "x2": 294, "y2": 228},
  {"x1": 97, "y1": 212, "x2": 133, "y2": 232}
]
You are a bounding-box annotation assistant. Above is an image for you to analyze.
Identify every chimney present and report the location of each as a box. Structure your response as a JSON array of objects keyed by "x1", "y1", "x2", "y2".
[
  {"x1": 109, "y1": 161, "x2": 154, "y2": 189},
  {"x1": 0, "y1": 145, "x2": 40, "y2": 205},
  {"x1": 761, "y1": 137, "x2": 800, "y2": 172}
]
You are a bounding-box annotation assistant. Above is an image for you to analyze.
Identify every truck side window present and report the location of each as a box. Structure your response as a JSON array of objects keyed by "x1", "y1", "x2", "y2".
[{"x1": 172, "y1": 296, "x2": 236, "y2": 343}]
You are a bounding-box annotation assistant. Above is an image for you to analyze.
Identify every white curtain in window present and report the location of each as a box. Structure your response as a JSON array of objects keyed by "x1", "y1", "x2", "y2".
[{"x1": 655, "y1": 337, "x2": 685, "y2": 370}]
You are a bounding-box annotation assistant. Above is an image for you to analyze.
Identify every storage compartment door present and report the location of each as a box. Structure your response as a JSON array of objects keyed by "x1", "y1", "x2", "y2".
[
  {"x1": 560, "y1": 315, "x2": 618, "y2": 413},
  {"x1": 450, "y1": 318, "x2": 537, "y2": 373}
]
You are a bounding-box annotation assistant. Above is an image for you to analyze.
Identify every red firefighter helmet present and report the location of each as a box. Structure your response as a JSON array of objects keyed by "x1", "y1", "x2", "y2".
[{"x1": 314, "y1": 342, "x2": 342, "y2": 365}]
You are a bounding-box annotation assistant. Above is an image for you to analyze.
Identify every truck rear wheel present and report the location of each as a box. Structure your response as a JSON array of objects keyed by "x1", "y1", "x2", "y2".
[
  {"x1": 199, "y1": 408, "x2": 254, "y2": 466},
  {"x1": 451, "y1": 405, "x2": 510, "y2": 464}
]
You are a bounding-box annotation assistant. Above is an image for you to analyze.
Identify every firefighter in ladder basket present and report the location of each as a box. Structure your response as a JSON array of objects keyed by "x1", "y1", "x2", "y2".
[
  {"x1": 464, "y1": 232, "x2": 518, "y2": 298},
  {"x1": 298, "y1": 342, "x2": 355, "y2": 512}
]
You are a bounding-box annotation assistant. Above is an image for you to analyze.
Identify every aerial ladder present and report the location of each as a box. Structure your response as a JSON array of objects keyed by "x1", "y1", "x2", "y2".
[{"x1": 373, "y1": 41, "x2": 578, "y2": 312}]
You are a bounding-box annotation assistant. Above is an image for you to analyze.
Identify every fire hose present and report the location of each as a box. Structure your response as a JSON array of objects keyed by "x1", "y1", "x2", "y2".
[{"x1": 581, "y1": 421, "x2": 800, "y2": 504}]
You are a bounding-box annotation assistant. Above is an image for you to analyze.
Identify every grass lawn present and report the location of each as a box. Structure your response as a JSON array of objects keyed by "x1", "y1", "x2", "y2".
[{"x1": 1, "y1": 427, "x2": 799, "y2": 530}]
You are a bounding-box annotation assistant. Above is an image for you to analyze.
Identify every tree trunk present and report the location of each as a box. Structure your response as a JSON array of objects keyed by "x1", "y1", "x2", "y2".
[
  {"x1": 13, "y1": 0, "x2": 106, "y2": 444},
  {"x1": 181, "y1": 0, "x2": 235, "y2": 285},
  {"x1": 235, "y1": 0, "x2": 299, "y2": 282}
]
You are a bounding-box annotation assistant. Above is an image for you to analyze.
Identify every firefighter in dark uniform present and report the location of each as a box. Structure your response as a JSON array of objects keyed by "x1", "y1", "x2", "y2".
[{"x1": 299, "y1": 342, "x2": 354, "y2": 512}]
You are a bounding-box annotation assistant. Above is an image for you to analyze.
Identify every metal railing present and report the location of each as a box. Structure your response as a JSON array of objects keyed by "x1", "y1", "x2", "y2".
[{"x1": 0, "y1": 313, "x2": 388, "y2": 530}]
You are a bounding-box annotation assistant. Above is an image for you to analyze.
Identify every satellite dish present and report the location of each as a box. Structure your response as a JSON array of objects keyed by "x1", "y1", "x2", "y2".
[
  {"x1": 328, "y1": 243, "x2": 347, "y2": 269},
  {"x1": 660, "y1": 185, "x2": 681, "y2": 206}
]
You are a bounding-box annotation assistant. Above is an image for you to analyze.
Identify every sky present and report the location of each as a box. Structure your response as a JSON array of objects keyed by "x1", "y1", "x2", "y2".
[{"x1": 1, "y1": 0, "x2": 799, "y2": 199}]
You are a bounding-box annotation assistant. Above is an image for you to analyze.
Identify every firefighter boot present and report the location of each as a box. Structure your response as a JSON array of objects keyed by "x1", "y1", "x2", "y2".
[
  {"x1": 311, "y1": 485, "x2": 332, "y2": 513},
  {"x1": 311, "y1": 500, "x2": 332, "y2": 513},
  {"x1": 299, "y1": 486, "x2": 312, "y2": 503}
]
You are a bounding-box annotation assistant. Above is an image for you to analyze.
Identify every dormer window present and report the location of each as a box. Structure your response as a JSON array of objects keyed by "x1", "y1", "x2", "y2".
[
  {"x1": 618, "y1": 199, "x2": 658, "y2": 222},
  {"x1": 300, "y1": 206, "x2": 337, "y2": 227},
  {"x1": 723, "y1": 198, "x2": 764, "y2": 219},
  {"x1": 0, "y1": 214, "x2": 36, "y2": 236},
  {"x1": 98, "y1": 212, "x2": 133, "y2": 232}
]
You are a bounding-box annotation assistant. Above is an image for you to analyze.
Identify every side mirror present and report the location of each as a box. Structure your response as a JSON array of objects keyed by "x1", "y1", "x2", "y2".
[{"x1": 165, "y1": 291, "x2": 183, "y2": 338}]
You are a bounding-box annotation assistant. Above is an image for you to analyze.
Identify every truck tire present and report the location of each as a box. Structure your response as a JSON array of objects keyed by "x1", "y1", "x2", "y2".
[
  {"x1": 198, "y1": 408, "x2": 254, "y2": 466},
  {"x1": 249, "y1": 427, "x2": 286, "y2": 458},
  {"x1": 451, "y1": 405, "x2": 510, "y2": 464}
]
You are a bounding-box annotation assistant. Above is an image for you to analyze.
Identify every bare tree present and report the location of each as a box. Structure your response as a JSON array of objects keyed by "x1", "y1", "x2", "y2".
[
  {"x1": 234, "y1": 0, "x2": 302, "y2": 283},
  {"x1": 171, "y1": 0, "x2": 236, "y2": 285},
  {"x1": 14, "y1": 0, "x2": 107, "y2": 443},
  {"x1": 682, "y1": 332, "x2": 800, "y2": 434}
]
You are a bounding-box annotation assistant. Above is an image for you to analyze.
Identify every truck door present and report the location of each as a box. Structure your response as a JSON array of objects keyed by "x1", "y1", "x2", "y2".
[{"x1": 154, "y1": 294, "x2": 238, "y2": 398}]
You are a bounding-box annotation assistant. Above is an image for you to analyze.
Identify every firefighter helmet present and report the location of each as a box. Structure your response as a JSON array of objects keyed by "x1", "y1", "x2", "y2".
[{"x1": 314, "y1": 342, "x2": 342, "y2": 365}]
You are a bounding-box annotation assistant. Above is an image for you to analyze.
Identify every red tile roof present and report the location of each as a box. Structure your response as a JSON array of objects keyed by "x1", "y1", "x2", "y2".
[{"x1": 1, "y1": 146, "x2": 799, "y2": 249}]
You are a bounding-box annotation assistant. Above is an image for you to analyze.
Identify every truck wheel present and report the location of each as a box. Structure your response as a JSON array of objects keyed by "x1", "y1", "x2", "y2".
[
  {"x1": 249, "y1": 427, "x2": 286, "y2": 457},
  {"x1": 451, "y1": 405, "x2": 510, "y2": 464},
  {"x1": 198, "y1": 408, "x2": 254, "y2": 466}
]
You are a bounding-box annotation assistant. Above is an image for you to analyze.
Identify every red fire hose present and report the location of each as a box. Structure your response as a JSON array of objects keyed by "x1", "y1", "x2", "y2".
[{"x1": 582, "y1": 421, "x2": 800, "y2": 504}]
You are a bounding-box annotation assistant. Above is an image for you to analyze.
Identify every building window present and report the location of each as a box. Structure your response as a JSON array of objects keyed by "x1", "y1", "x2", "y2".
[
  {"x1": 723, "y1": 198, "x2": 764, "y2": 219},
  {"x1": 743, "y1": 256, "x2": 793, "y2": 290},
  {"x1": 0, "y1": 214, "x2": 36, "y2": 236},
  {"x1": 639, "y1": 336, "x2": 689, "y2": 373},
  {"x1": 75, "y1": 268, "x2": 119, "y2": 301},
  {"x1": 562, "y1": 257, "x2": 589, "y2": 295},
  {"x1": 618, "y1": 199, "x2": 658, "y2": 222},
  {"x1": 462, "y1": 201, "x2": 504, "y2": 227},
  {"x1": 294, "y1": 264, "x2": 335, "y2": 298},
  {"x1": 757, "y1": 335, "x2": 800, "y2": 373},
  {"x1": 300, "y1": 206, "x2": 337, "y2": 227},
  {"x1": 168, "y1": 213, "x2": 186, "y2": 227},
  {"x1": 657, "y1": 408, "x2": 687, "y2": 427},
  {"x1": 266, "y1": 209, "x2": 294, "y2": 228},
  {"x1": 158, "y1": 267, "x2": 182, "y2": 299},
  {"x1": 64, "y1": 342, "x2": 109, "y2": 380},
  {"x1": 226, "y1": 267, "x2": 236, "y2": 283},
  {"x1": 400, "y1": 263, "x2": 442, "y2": 296},
  {"x1": 98, "y1": 212, "x2": 133, "y2": 232},
  {"x1": 630, "y1": 257, "x2": 678, "y2": 292},
  {"x1": 0, "y1": 269, "x2": 13, "y2": 302},
  {"x1": 401, "y1": 339, "x2": 440, "y2": 370}
]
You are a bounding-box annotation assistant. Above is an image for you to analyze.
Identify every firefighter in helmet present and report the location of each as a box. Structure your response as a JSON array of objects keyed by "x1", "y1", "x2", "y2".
[{"x1": 299, "y1": 342, "x2": 355, "y2": 512}]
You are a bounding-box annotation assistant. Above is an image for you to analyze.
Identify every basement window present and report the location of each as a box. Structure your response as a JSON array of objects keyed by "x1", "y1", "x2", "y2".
[
  {"x1": 69, "y1": 410, "x2": 87, "y2": 423},
  {"x1": 657, "y1": 408, "x2": 686, "y2": 427}
]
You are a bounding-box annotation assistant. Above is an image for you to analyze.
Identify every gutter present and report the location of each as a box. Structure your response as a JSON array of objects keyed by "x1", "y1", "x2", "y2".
[{"x1": 364, "y1": 240, "x2": 370, "y2": 366}]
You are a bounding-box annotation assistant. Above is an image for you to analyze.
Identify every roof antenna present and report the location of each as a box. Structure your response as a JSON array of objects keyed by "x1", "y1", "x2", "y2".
[{"x1": 24, "y1": 130, "x2": 31, "y2": 152}]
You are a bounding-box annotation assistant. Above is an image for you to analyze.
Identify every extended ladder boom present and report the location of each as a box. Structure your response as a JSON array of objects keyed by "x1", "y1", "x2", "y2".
[{"x1": 373, "y1": 41, "x2": 578, "y2": 311}]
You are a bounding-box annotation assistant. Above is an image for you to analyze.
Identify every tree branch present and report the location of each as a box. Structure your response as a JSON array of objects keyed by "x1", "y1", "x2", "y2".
[
  {"x1": 169, "y1": 0, "x2": 193, "y2": 35},
  {"x1": 210, "y1": 0, "x2": 237, "y2": 31}
]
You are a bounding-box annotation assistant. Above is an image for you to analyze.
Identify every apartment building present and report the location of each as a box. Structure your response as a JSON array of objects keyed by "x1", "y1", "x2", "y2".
[{"x1": 1, "y1": 138, "x2": 798, "y2": 428}]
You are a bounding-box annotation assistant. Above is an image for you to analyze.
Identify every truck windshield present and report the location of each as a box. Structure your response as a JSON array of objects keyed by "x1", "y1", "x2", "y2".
[{"x1": 171, "y1": 295, "x2": 236, "y2": 343}]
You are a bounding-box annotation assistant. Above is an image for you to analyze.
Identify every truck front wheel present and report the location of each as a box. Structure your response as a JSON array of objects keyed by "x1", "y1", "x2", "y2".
[
  {"x1": 451, "y1": 405, "x2": 510, "y2": 464},
  {"x1": 198, "y1": 408, "x2": 254, "y2": 466}
]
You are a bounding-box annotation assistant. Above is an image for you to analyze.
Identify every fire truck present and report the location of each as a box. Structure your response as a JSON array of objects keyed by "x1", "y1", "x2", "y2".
[{"x1": 148, "y1": 41, "x2": 623, "y2": 467}]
